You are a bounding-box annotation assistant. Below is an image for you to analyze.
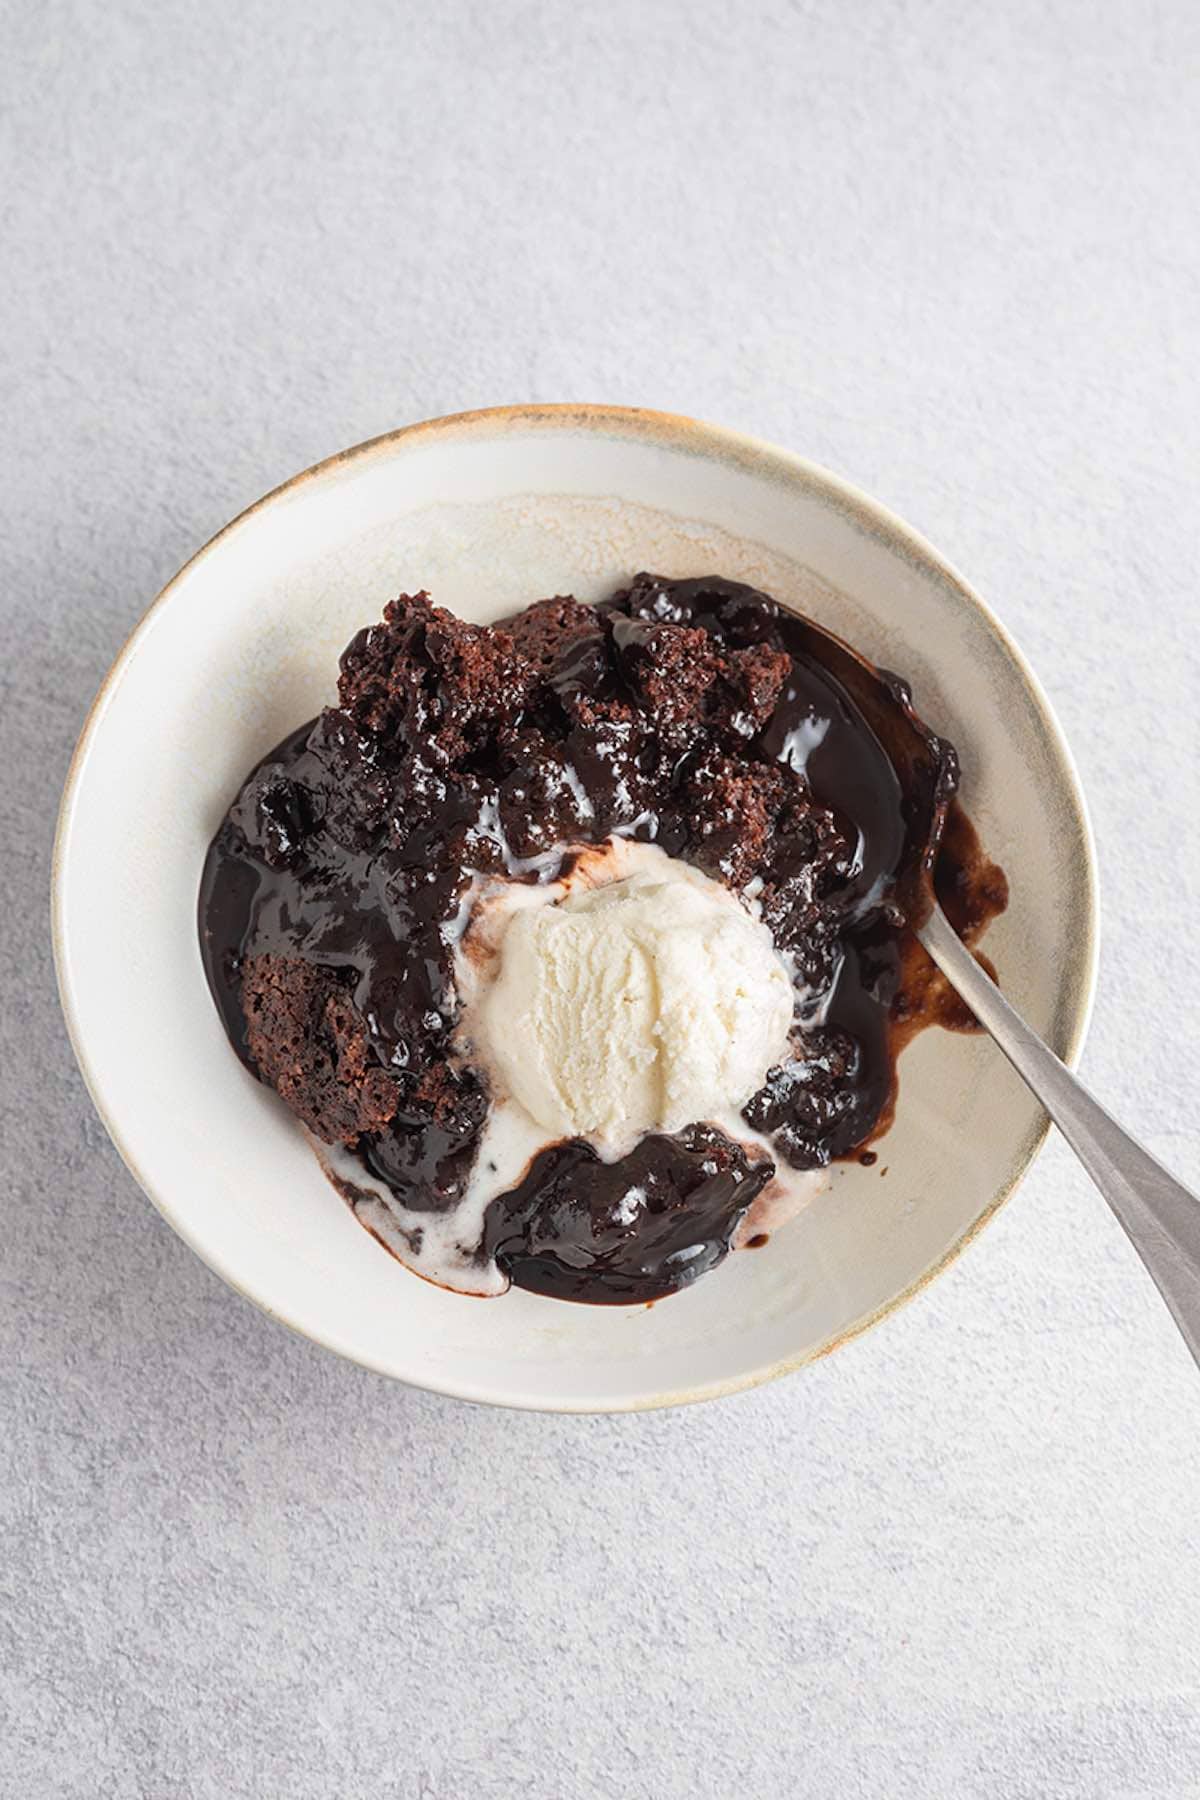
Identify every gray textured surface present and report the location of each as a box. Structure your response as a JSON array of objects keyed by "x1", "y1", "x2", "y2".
[{"x1": 4, "y1": 1, "x2": 1200, "y2": 1794}]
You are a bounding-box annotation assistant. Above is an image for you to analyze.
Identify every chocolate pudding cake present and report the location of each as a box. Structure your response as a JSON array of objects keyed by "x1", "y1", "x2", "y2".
[{"x1": 199, "y1": 574, "x2": 1006, "y2": 1304}]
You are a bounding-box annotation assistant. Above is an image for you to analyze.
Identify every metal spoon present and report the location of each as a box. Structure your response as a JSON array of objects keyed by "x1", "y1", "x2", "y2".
[
  {"x1": 921, "y1": 903, "x2": 1200, "y2": 1368},
  {"x1": 777, "y1": 590, "x2": 1200, "y2": 1372},
  {"x1": 650, "y1": 578, "x2": 1199, "y2": 1367}
]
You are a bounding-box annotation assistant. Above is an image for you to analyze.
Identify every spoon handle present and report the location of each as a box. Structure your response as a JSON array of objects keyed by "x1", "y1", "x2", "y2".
[{"x1": 919, "y1": 904, "x2": 1200, "y2": 1369}]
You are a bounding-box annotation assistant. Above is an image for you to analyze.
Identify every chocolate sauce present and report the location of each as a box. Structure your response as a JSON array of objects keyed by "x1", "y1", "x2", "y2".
[
  {"x1": 482, "y1": 1127, "x2": 774, "y2": 1304},
  {"x1": 198, "y1": 574, "x2": 1006, "y2": 1305}
]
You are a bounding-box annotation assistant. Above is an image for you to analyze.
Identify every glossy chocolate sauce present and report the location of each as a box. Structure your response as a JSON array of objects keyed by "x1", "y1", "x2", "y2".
[{"x1": 199, "y1": 575, "x2": 1006, "y2": 1304}]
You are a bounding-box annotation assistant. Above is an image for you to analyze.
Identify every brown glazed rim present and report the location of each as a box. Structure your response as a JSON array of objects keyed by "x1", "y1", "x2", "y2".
[{"x1": 52, "y1": 404, "x2": 1100, "y2": 1411}]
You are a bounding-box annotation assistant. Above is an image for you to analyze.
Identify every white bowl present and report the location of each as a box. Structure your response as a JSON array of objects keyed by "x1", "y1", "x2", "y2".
[{"x1": 53, "y1": 405, "x2": 1099, "y2": 1411}]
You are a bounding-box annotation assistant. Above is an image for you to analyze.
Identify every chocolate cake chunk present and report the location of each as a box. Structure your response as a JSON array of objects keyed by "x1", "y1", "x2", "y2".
[
  {"x1": 241, "y1": 955, "x2": 401, "y2": 1144},
  {"x1": 338, "y1": 592, "x2": 535, "y2": 762},
  {"x1": 609, "y1": 615, "x2": 790, "y2": 747},
  {"x1": 504, "y1": 594, "x2": 597, "y2": 670}
]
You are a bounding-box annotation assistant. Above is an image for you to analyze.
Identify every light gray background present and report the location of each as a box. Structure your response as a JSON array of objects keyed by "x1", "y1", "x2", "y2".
[{"x1": 4, "y1": 2, "x2": 1200, "y2": 1795}]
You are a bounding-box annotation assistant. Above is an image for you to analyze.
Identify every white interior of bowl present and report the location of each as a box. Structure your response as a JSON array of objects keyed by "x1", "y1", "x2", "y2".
[{"x1": 54, "y1": 408, "x2": 1097, "y2": 1410}]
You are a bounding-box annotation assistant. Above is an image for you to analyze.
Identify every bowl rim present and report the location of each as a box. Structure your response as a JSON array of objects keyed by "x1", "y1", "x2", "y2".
[{"x1": 52, "y1": 402, "x2": 1101, "y2": 1410}]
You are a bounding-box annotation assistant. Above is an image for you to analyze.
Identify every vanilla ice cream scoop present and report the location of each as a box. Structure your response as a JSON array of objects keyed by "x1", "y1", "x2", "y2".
[{"x1": 473, "y1": 843, "x2": 795, "y2": 1149}]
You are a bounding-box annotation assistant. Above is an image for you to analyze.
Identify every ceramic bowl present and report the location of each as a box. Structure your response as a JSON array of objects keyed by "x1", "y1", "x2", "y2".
[{"x1": 53, "y1": 405, "x2": 1099, "y2": 1411}]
